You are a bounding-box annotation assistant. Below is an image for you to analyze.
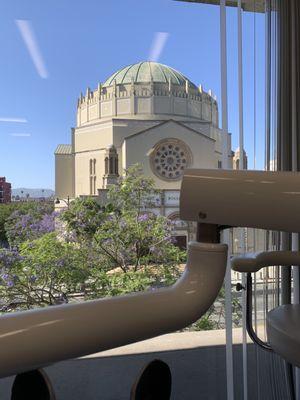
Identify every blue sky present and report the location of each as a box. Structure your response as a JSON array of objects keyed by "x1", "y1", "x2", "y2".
[{"x1": 0, "y1": 0, "x2": 265, "y2": 189}]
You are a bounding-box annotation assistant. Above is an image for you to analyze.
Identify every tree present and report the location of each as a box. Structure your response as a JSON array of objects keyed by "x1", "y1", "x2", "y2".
[
  {"x1": 61, "y1": 197, "x2": 104, "y2": 240},
  {"x1": 4, "y1": 202, "x2": 55, "y2": 247},
  {"x1": 0, "y1": 233, "x2": 89, "y2": 311},
  {"x1": 0, "y1": 202, "x2": 53, "y2": 246},
  {"x1": 61, "y1": 165, "x2": 184, "y2": 295},
  {"x1": 186, "y1": 286, "x2": 242, "y2": 331},
  {"x1": 0, "y1": 167, "x2": 241, "y2": 331},
  {"x1": 0, "y1": 204, "x2": 13, "y2": 245}
]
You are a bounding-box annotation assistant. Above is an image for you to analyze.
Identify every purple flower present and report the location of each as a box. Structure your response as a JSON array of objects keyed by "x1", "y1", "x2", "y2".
[
  {"x1": 119, "y1": 220, "x2": 127, "y2": 228},
  {"x1": 138, "y1": 214, "x2": 149, "y2": 222},
  {"x1": 6, "y1": 209, "x2": 56, "y2": 246},
  {"x1": 6, "y1": 280, "x2": 14, "y2": 288},
  {"x1": 0, "y1": 249, "x2": 22, "y2": 267},
  {"x1": 1, "y1": 273, "x2": 10, "y2": 281},
  {"x1": 1, "y1": 273, "x2": 15, "y2": 287}
]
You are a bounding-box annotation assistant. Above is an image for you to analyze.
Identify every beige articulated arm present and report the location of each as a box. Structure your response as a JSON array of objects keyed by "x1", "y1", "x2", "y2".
[
  {"x1": 180, "y1": 169, "x2": 300, "y2": 233},
  {"x1": 4, "y1": 168, "x2": 300, "y2": 378},
  {"x1": 180, "y1": 168, "x2": 300, "y2": 368},
  {"x1": 231, "y1": 251, "x2": 300, "y2": 273},
  {"x1": 232, "y1": 250, "x2": 300, "y2": 366},
  {"x1": 0, "y1": 241, "x2": 227, "y2": 378}
]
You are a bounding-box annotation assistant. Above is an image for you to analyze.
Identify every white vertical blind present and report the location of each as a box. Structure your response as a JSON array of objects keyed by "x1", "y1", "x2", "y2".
[
  {"x1": 237, "y1": 1, "x2": 248, "y2": 399},
  {"x1": 220, "y1": 1, "x2": 234, "y2": 399}
]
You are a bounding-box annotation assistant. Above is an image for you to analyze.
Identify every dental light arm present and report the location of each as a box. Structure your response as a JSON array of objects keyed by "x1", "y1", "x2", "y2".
[
  {"x1": 232, "y1": 251, "x2": 300, "y2": 273},
  {"x1": 7, "y1": 167, "x2": 300, "y2": 378},
  {"x1": 181, "y1": 168, "x2": 300, "y2": 361},
  {"x1": 180, "y1": 169, "x2": 300, "y2": 232},
  {"x1": 0, "y1": 203, "x2": 228, "y2": 377},
  {"x1": 231, "y1": 251, "x2": 300, "y2": 353},
  {"x1": 0, "y1": 242, "x2": 227, "y2": 378}
]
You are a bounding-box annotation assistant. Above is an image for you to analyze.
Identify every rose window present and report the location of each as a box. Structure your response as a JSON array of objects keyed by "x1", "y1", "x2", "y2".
[{"x1": 150, "y1": 139, "x2": 192, "y2": 180}]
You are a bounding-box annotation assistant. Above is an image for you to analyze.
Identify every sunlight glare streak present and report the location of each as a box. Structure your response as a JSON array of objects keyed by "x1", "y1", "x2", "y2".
[
  {"x1": 0, "y1": 117, "x2": 27, "y2": 123},
  {"x1": 10, "y1": 133, "x2": 31, "y2": 137},
  {"x1": 148, "y1": 32, "x2": 169, "y2": 62},
  {"x1": 15, "y1": 19, "x2": 48, "y2": 79}
]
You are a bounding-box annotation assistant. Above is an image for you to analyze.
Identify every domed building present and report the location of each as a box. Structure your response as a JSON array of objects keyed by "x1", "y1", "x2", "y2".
[{"x1": 55, "y1": 61, "x2": 233, "y2": 243}]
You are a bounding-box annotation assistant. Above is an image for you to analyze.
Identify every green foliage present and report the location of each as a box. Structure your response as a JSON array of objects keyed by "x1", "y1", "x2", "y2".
[
  {"x1": 62, "y1": 165, "x2": 185, "y2": 275},
  {"x1": 0, "y1": 204, "x2": 13, "y2": 244},
  {"x1": 94, "y1": 166, "x2": 185, "y2": 271},
  {"x1": 186, "y1": 285, "x2": 242, "y2": 331},
  {"x1": 61, "y1": 197, "x2": 104, "y2": 239},
  {"x1": 87, "y1": 264, "x2": 181, "y2": 299},
  {"x1": 0, "y1": 233, "x2": 89, "y2": 310},
  {"x1": 192, "y1": 313, "x2": 218, "y2": 331},
  {"x1": 0, "y1": 166, "x2": 184, "y2": 312},
  {"x1": 106, "y1": 164, "x2": 159, "y2": 213}
]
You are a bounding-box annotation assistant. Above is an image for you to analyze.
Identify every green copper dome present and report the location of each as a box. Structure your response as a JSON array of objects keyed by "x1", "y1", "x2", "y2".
[{"x1": 102, "y1": 61, "x2": 197, "y2": 89}]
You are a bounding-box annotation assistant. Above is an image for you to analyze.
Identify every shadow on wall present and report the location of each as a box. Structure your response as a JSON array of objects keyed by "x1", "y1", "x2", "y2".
[{"x1": 0, "y1": 343, "x2": 291, "y2": 400}]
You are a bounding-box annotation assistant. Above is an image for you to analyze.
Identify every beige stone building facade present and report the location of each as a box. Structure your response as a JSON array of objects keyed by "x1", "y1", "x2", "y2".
[{"x1": 55, "y1": 61, "x2": 233, "y2": 243}]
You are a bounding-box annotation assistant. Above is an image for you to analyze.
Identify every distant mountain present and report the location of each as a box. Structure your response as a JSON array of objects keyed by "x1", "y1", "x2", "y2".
[{"x1": 12, "y1": 188, "x2": 55, "y2": 199}]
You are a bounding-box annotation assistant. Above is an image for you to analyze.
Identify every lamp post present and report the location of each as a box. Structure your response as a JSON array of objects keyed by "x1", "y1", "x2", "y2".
[{"x1": 55, "y1": 196, "x2": 70, "y2": 209}]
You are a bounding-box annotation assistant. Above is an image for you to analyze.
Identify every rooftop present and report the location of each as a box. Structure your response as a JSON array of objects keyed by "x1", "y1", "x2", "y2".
[
  {"x1": 102, "y1": 61, "x2": 198, "y2": 89},
  {"x1": 55, "y1": 144, "x2": 72, "y2": 155}
]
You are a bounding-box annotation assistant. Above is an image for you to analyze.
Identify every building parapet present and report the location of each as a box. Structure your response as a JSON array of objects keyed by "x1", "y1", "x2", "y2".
[{"x1": 77, "y1": 81, "x2": 219, "y2": 127}]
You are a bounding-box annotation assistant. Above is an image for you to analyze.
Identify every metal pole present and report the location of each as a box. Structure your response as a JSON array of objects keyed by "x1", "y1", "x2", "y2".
[
  {"x1": 290, "y1": 1, "x2": 300, "y2": 396},
  {"x1": 220, "y1": 1, "x2": 234, "y2": 399},
  {"x1": 265, "y1": 0, "x2": 271, "y2": 172},
  {"x1": 238, "y1": 0, "x2": 244, "y2": 170},
  {"x1": 237, "y1": 1, "x2": 248, "y2": 398},
  {"x1": 292, "y1": 236, "x2": 300, "y2": 400}
]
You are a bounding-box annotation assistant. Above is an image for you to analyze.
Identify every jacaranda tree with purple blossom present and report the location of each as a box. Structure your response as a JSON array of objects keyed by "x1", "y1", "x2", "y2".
[
  {"x1": 61, "y1": 165, "x2": 185, "y2": 297},
  {"x1": 5, "y1": 202, "x2": 56, "y2": 247},
  {"x1": 0, "y1": 167, "x2": 239, "y2": 330},
  {"x1": 0, "y1": 201, "x2": 53, "y2": 246},
  {"x1": 60, "y1": 197, "x2": 105, "y2": 240}
]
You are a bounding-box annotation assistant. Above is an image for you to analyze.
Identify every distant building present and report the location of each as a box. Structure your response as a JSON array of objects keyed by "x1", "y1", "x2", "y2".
[
  {"x1": 55, "y1": 61, "x2": 233, "y2": 245},
  {"x1": 0, "y1": 177, "x2": 11, "y2": 203},
  {"x1": 231, "y1": 148, "x2": 268, "y2": 282},
  {"x1": 233, "y1": 147, "x2": 248, "y2": 170}
]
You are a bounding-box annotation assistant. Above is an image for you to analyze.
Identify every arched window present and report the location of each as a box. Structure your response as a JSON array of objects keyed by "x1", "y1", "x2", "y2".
[
  {"x1": 90, "y1": 176, "x2": 93, "y2": 195},
  {"x1": 105, "y1": 145, "x2": 119, "y2": 176},
  {"x1": 89, "y1": 158, "x2": 97, "y2": 195},
  {"x1": 109, "y1": 157, "x2": 114, "y2": 174}
]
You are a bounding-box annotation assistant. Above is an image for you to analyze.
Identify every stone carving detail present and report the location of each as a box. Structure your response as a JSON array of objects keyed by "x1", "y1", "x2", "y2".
[{"x1": 150, "y1": 139, "x2": 192, "y2": 181}]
